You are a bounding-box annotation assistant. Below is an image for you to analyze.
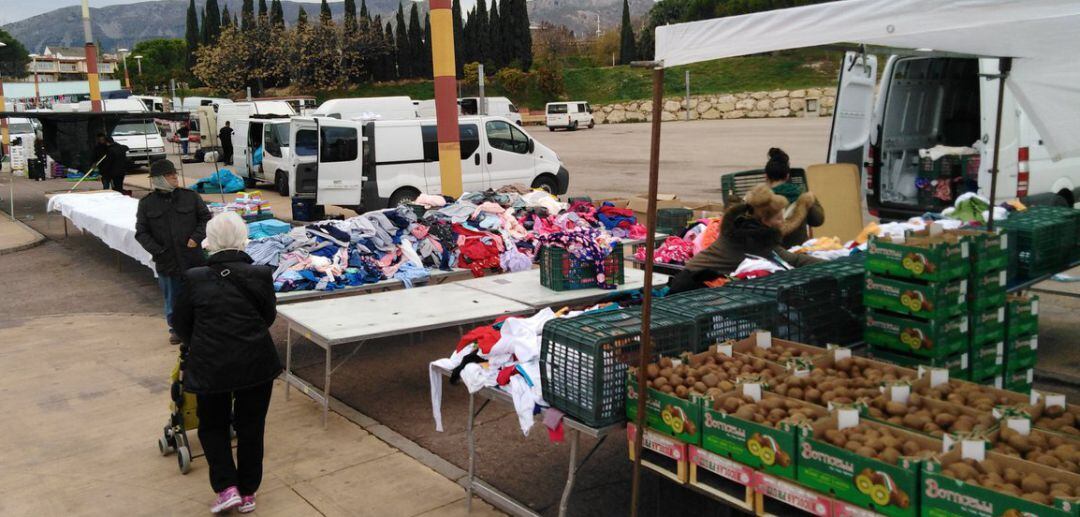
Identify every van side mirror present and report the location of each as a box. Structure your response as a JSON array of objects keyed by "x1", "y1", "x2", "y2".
[{"x1": 527, "y1": 139, "x2": 535, "y2": 154}]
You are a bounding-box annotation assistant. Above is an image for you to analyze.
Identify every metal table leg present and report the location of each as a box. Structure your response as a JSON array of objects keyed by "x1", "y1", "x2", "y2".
[
  {"x1": 285, "y1": 326, "x2": 292, "y2": 401},
  {"x1": 558, "y1": 429, "x2": 581, "y2": 517},
  {"x1": 467, "y1": 392, "x2": 475, "y2": 513},
  {"x1": 323, "y1": 345, "x2": 332, "y2": 428}
]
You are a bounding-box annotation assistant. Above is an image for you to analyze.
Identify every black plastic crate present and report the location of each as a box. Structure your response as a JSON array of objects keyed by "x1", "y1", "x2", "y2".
[
  {"x1": 796, "y1": 255, "x2": 867, "y2": 345},
  {"x1": 722, "y1": 272, "x2": 841, "y2": 346},
  {"x1": 540, "y1": 308, "x2": 694, "y2": 427},
  {"x1": 539, "y1": 245, "x2": 625, "y2": 291},
  {"x1": 656, "y1": 208, "x2": 693, "y2": 236},
  {"x1": 653, "y1": 288, "x2": 776, "y2": 352}
]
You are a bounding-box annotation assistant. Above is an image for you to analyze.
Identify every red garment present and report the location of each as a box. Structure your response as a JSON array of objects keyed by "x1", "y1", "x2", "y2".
[
  {"x1": 547, "y1": 421, "x2": 565, "y2": 442},
  {"x1": 633, "y1": 236, "x2": 694, "y2": 265},
  {"x1": 599, "y1": 206, "x2": 634, "y2": 218},
  {"x1": 454, "y1": 224, "x2": 505, "y2": 277},
  {"x1": 455, "y1": 326, "x2": 502, "y2": 353},
  {"x1": 496, "y1": 365, "x2": 518, "y2": 386},
  {"x1": 732, "y1": 269, "x2": 775, "y2": 280}
]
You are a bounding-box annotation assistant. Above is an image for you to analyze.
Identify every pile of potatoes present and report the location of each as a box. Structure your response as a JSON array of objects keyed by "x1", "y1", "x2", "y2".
[
  {"x1": 712, "y1": 393, "x2": 826, "y2": 427},
  {"x1": 820, "y1": 425, "x2": 937, "y2": 465},
  {"x1": 743, "y1": 341, "x2": 822, "y2": 364},
  {"x1": 993, "y1": 426, "x2": 1080, "y2": 473},
  {"x1": 1033, "y1": 404, "x2": 1080, "y2": 435},
  {"x1": 939, "y1": 458, "x2": 1077, "y2": 506},
  {"x1": 915, "y1": 381, "x2": 1030, "y2": 413},
  {"x1": 640, "y1": 351, "x2": 781, "y2": 400},
  {"x1": 768, "y1": 358, "x2": 913, "y2": 406},
  {"x1": 865, "y1": 394, "x2": 996, "y2": 438}
]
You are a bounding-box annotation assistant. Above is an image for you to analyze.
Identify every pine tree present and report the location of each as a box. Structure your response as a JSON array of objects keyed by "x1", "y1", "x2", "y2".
[
  {"x1": 423, "y1": 12, "x2": 432, "y2": 77},
  {"x1": 270, "y1": 0, "x2": 284, "y2": 29},
  {"x1": 241, "y1": 0, "x2": 255, "y2": 30},
  {"x1": 320, "y1": 0, "x2": 332, "y2": 24},
  {"x1": 408, "y1": 4, "x2": 424, "y2": 78},
  {"x1": 619, "y1": 0, "x2": 637, "y2": 65},
  {"x1": 488, "y1": 0, "x2": 502, "y2": 69},
  {"x1": 394, "y1": 4, "x2": 410, "y2": 78},
  {"x1": 343, "y1": 0, "x2": 357, "y2": 32},
  {"x1": 221, "y1": 3, "x2": 232, "y2": 28},
  {"x1": 451, "y1": 0, "x2": 464, "y2": 75},
  {"x1": 474, "y1": 0, "x2": 488, "y2": 68},
  {"x1": 513, "y1": 0, "x2": 532, "y2": 70},
  {"x1": 257, "y1": 0, "x2": 268, "y2": 23},
  {"x1": 385, "y1": 20, "x2": 398, "y2": 79},
  {"x1": 297, "y1": 5, "x2": 308, "y2": 27},
  {"x1": 204, "y1": 0, "x2": 222, "y2": 44}
]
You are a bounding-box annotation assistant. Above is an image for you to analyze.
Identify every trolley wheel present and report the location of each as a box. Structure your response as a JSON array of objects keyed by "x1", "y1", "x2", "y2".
[
  {"x1": 177, "y1": 446, "x2": 192, "y2": 474},
  {"x1": 158, "y1": 436, "x2": 174, "y2": 456}
]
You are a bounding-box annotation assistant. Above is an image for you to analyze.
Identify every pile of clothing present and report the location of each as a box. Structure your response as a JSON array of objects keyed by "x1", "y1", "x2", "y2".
[
  {"x1": 633, "y1": 217, "x2": 722, "y2": 266},
  {"x1": 209, "y1": 191, "x2": 274, "y2": 221}
]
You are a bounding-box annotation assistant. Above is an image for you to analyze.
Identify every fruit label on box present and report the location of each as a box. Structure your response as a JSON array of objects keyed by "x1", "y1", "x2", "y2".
[
  {"x1": 742, "y1": 383, "x2": 761, "y2": 401},
  {"x1": 890, "y1": 385, "x2": 910, "y2": 404},
  {"x1": 755, "y1": 472, "x2": 832, "y2": 516},
  {"x1": 838, "y1": 409, "x2": 860, "y2": 430},
  {"x1": 756, "y1": 331, "x2": 772, "y2": 348},
  {"x1": 689, "y1": 445, "x2": 755, "y2": 487},
  {"x1": 627, "y1": 378, "x2": 702, "y2": 444},
  {"x1": 921, "y1": 467, "x2": 1075, "y2": 517},
  {"x1": 628, "y1": 423, "x2": 686, "y2": 461},
  {"x1": 701, "y1": 409, "x2": 798, "y2": 479},
  {"x1": 797, "y1": 430, "x2": 918, "y2": 517}
]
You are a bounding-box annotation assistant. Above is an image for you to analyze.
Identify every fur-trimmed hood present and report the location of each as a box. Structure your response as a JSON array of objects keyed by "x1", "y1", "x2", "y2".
[{"x1": 780, "y1": 192, "x2": 818, "y2": 237}]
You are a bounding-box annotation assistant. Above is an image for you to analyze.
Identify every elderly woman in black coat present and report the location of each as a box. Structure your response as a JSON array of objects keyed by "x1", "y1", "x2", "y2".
[{"x1": 173, "y1": 211, "x2": 280, "y2": 515}]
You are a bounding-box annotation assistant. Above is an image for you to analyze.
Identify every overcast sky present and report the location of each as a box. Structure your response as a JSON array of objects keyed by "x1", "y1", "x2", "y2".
[{"x1": 2, "y1": 0, "x2": 481, "y2": 26}]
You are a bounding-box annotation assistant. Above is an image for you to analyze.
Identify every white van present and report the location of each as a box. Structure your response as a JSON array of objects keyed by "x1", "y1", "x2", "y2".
[
  {"x1": 77, "y1": 98, "x2": 149, "y2": 113},
  {"x1": 132, "y1": 95, "x2": 168, "y2": 112},
  {"x1": 829, "y1": 52, "x2": 1080, "y2": 220},
  {"x1": 460, "y1": 97, "x2": 522, "y2": 126},
  {"x1": 73, "y1": 100, "x2": 166, "y2": 165},
  {"x1": 288, "y1": 115, "x2": 569, "y2": 211},
  {"x1": 313, "y1": 97, "x2": 418, "y2": 121},
  {"x1": 5, "y1": 117, "x2": 39, "y2": 158},
  {"x1": 176, "y1": 96, "x2": 233, "y2": 112},
  {"x1": 216, "y1": 101, "x2": 295, "y2": 166},
  {"x1": 237, "y1": 116, "x2": 292, "y2": 193},
  {"x1": 545, "y1": 102, "x2": 594, "y2": 131}
]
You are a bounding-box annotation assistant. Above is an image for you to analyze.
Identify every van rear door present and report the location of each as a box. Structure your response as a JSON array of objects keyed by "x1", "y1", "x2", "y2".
[
  {"x1": 316, "y1": 119, "x2": 364, "y2": 206},
  {"x1": 290, "y1": 118, "x2": 319, "y2": 197},
  {"x1": 827, "y1": 52, "x2": 877, "y2": 167}
]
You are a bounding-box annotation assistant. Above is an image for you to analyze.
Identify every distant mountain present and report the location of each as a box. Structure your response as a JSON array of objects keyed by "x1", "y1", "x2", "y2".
[{"x1": 3, "y1": 0, "x2": 652, "y2": 54}]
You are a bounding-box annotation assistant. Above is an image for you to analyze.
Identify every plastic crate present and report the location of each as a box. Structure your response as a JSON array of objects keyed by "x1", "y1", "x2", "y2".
[
  {"x1": 653, "y1": 288, "x2": 776, "y2": 352},
  {"x1": 655, "y1": 208, "x2": 693, "y2": 236},
  {"x1": 1006, "y1": 294, "x2": 1039, "y2": 338},
  {"x1": 1026, "y1": 205, "x2": 1080, "y2": 261},
  {"x1": 723, "y1": 273, "x2": 840, "y2": 346},
  {"x1": 720, "y1": 168, "x2": 806, "y2": 205},
  {"x1": 998, "y1": 215, "x2": 1074, "y2": 279},
  {"x1": 540, "y1": 308, "x2": 694, "y2": 427},
  {"x1": 798, "y1": 255, "x2": 867, "y2": 345},
  {"x1": 539, "y1": 245, "x2": 625, "y2": 291}
]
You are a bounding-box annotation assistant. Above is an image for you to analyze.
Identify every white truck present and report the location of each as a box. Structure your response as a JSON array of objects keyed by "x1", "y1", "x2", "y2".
[
  {"x1": 288, "y1": 115, "x2": 569, "y2": 211},
  {"x1": 545, "y1": 101, "x2": 594, "y2": 131},
  {"x1": 829, "y1": 52, "x2": 1080, "y2": 220}
]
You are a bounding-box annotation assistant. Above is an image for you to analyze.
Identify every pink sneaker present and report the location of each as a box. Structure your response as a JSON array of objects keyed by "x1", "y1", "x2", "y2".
[
  {"x1": 238, "y1": 495, "x2": 256, "y2": 514},
  {"x1": 211, "y1": 486, "x2": 242, "y2": 514}
]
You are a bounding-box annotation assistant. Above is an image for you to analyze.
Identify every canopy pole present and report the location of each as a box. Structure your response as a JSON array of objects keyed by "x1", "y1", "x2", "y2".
[
  {"x1": 630, "y1": 61, "x2": 665, "y2": 517},
  {"x1": 987, "y1": 57, "x2": 1011, "y2": 231}
]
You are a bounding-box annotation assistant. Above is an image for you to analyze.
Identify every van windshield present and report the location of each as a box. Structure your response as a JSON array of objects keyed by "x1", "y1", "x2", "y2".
[
  {"x1": 547, "y1": 104, "x2": 567, "y2": 114},
  {"x1": 270, "y1": 123, "x2": 290, "y2": 147},
  {"x1": 8, "y1": 123, "x2": 34, "y2": 134},
  {"x1": 113, "y1": 121, "x2": 158, "y2": 136}
]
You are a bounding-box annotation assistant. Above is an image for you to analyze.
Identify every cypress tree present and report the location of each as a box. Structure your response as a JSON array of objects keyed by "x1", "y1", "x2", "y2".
[
  {"x1": 200, "y1": 5, "x2": 209, "y2": 45},
  {"x1": 474, "y1": 0, "x2": 488, "y2": 68},
  {"x1": 423, "y1": 12, "x2": 432, "y2": 77},
  {"x1": 385, "y1": 20, "x2": 398, "y2": 79},
  {"x1": 489, "y1": 1, "x2": 502, "y2": 69},
  {"x1": 221, "y1": 3, "x2": 232, "y2": 28},
  {"x1": 204, "y1": 0, "x2": 222, "y2": 43},
  {"x1": 296, "y1": 5, "x2": 308, "y2": 27},
  {"x1": 394, "y1": 4, "x2": 410, "y2": 78},
  {"x1": 241, "y1": 0, "x2": 255, "y2": 30},
  {"x1": 360, "y1": 0, "x2": 370, "y2": 21},
  {"x1": 343, "y1": 0, "x2": 357, "y2": 32},
  {"x1": 462, "y1": 8, "x2": 475, "y2": 65},
  {"x1": 451, "y1": 0, "x2": 464, "y2": 75},
  {"x1": 619, "y1": 0, "x2": 637, "y2": 65},
  {"x1": 270, "y1": 0, "x2": 284, "y2": 29},
  {"x1": 514, "y1": 0, "x2": 532, "y2": 70},
  {"x1": 257, "y1": 0, "x2": 268, "y2": 23},
  {"x1": 408, "y1": 4, "x2": 424, "y2": 78},
  {"x1": 320, "y1": 0, "x2": 332, "y2": 24}
]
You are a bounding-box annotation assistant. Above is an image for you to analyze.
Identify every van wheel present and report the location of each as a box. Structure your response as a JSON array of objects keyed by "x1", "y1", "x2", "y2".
[
  {"x1": 532, "y1": 175, "x2": 559, "y2": 195},
  {"x1": 588, "y1": 121, "x2": 595, "y2": 129},
  {"x1": 549, "y1": 127, "x2": 555, "y2": 132},
  {"x1": 275, "y1": 171, "x2": 289, "y2": 197},
  {"x1": 388, "y1": 187, "x2": 421, "y2": 208},
  {"x1": 244, "y1": 175, "x2": 258, "y2": 188},
  {"x1": 570, "y1": 121, "x2": 579, "y2": 131}
]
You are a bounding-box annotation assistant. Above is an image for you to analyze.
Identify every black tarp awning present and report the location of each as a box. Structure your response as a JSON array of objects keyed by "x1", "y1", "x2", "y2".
[{"x1": 1, "y1": 111, "x2": 190, "y2": 172}]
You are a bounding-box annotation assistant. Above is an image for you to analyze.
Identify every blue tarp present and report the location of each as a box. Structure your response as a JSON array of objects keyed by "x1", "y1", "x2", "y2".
[{"x1": 193, "y1": 169, "x2": 245, "y2": 194}]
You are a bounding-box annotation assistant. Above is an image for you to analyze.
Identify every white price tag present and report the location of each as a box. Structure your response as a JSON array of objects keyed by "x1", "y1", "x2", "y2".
[
  {"x1": 996, "y1": 342, "x2": 1004, "y2": 355},
  {"x1": 961, "y1": 440, "x2": 985, "y2": 462},
  {"x1": 743, "y1": 383, "x2": 762, "y2": 402},
  {"x1": 1027, "y1": 369, "x2": 1034, "y2": 383},
  {"x1": 929, "y1": 222, "x2": 944, "y2": 236},
  {"x1": 756, "y1": 331, "x2": 772, "y2": 349},
  {"x1": 1032, "y1": 300, "x2": 1039, "y2": 316},
  {"x1": 1001, "y1": 234, "x2": 1008, "y2": 250},
  {"x1": 718, "y1": 344, "x2": 733, "y2": 357},
  {"x1": 994, "y1": 377, "x2": 1003, "y2": 389},
  {"x1": 793, "y1": 368, "x2": 811, "y2": 378},
  {"x1": 1031, "y1": 336, "x2": 1039, "y2": 350},
  {"x1": 834, "y1": 348, "x2": 852, "y2": 362},
  {"x1": 942, "y1": 434, "x2": 955, "y2": 452},
  {"x1": 999, "y1": 270, "x2": 1007, "y2": 287},
  {"x1": 671, "y1": 358, "x2": 683, "y2": 367},
  {"x1": 998, "y1": 307, "x2": 1005, "y2": 323},
  {"x1": 894, "y1": 234, "x2": 906, "y2": 244},
  {"x1": 1031, "y1": 390, "x2": 1041, "y2": 406},
  {"x1": 1006, "y1": 418, "x2": 1031, "y2": 436},
  {"x1": 890, "y1": 385, "x2": 910, "y2": 404},
  {"x1": 961, "y1": 242, "x2": 970, "y2": 258},
  {"x1": 959, "y1": 280, "x2": 968, "y2": 296},
  {"x1": 1046, "y1": 394, "x2": 1066, "y2": 409},
  {"x1": 961, "y1": 317, "x2": 969, "y2": 333},
  {"x1": 838, "y1": 409, "x2": 859, "y2": 430},
  {"x1": 961, "y1": 353, "x2": 969, "y2": 370},
  {"x1": 930, "y1": 368, "x2": 949, "y2": 388}
]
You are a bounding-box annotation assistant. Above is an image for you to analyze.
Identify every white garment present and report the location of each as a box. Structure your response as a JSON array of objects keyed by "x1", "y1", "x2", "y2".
[
  {"x1": 429, "y1": 344, "x2": 476, "y2": 432},
  {"x1": 919, "y1": 145, "x2": 978, "y2": 161},
  {"x1": 46, "y1": 192, "x2": 157, "y2": 275},
  {"x1": 521, "y1": 191, "x2": 565, "y2": 214},
  {"x1": 733, "y1": 257, "x2": 786, "y2": 276},
  {"x1": 460, "y1": 363, "x2": 498, "y2": 394}
]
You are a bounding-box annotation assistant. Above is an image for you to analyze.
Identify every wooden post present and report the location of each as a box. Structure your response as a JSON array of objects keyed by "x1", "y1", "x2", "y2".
[
  {"x1": 630, "y1": 62, "x2": 665, "y2": 517},
  {"x1": 987, "y1": 57, "x2": 1011, "y2": 231}
]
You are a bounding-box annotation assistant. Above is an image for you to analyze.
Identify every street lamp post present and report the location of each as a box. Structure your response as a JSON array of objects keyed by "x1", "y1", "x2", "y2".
[
  {"x1": 118, "y1": 48, "x2": 131, "y2": 90},
  {"x1": 0, "y1": 41, "x2": 8, "y2": 158},
  {"x1": 134, "y1": 55, "x2": 143, "y2": 77}
]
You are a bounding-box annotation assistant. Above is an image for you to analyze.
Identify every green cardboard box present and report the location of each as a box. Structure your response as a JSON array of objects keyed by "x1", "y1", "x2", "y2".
[
  {"x1": 908, "y1": 228, "x2": 1009, "y2": 274},
  {"x1": 868, "y1": 347, "x2": 970, "y2": 380},
  {"x1": 1005, "y1": 333, "x2": 1038, "y2": 372},
  {"x1": 971, "y1": 374, "x2": 1004, "y2": 389},
  {"x1": 866, "y1": 234, "x2": 970, "y2": 282},
  {"x1": 969, "y1": 341, "x2": 1004, "y2": 382},
  {"x1": 796, "y1": 416, "x2": 941, "y2": 517},
  {"x1": 863, "y1": 274, "x2": 967, "y2": 319},
  {"x1": 626, "y1": 372, "x2": 703, "y2": 445},
  {"x1": 969, "y1": 305, "x2": 1006, "y2": 346},
  {"x1": 968, "y1": 269, "x2": 1007, "y2": 311},
  {"x1": 922, "y1": 449, "x2": 1080, "y2": 517},
  {"x1": 864, "y1": 309, "x2": 968, "y2": 359},
  {"x1": 700, "y1": 391, "x2": 826, "y2": 481},
  {"x1": 1006, "y1": 293, "x2": 1039, "y2": 337},
  {"x1": 1005, "y1": 367, "x2": 1034, "y2": 394}
]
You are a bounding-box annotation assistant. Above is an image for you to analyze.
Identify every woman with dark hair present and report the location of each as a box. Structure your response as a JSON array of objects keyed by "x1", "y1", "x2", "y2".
[
  {"x1": 667, "y1": 184, "x2": 823, "y2": 294},
  {"x1": 764, "y1": 147, "x2": 825, "y2": 248}
]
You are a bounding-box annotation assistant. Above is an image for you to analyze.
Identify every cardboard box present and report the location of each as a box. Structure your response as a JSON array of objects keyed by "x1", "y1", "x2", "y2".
[
  {"x1": 626, "y1": 372, "x2": 704, "y2": 445},
  {"x1": 969, "y1": 269, "x2": 1008, "y2": 311},
  {"x1": 755, "y1": 470, "x2": 834, "y2": 516},
  {"x1": 689, "y1": 202, "x2": 726, "y2": 220},
  {"x1": 809, "y1": 347, "x2": 920, "y2": 381},
  {"x1": 627, "y1": 422, "x2": 689, "y2": 484},
  {"x1": 865, "y1": 387, "x2": 991, "y2": 437},
  {"x1": 866, "y1": 234, "x2": 971, "y2": 282},
  {"x1": 730, "y1": 332, "x2": 829, "y2": 369},
  {"x1": 922, "y1": 449, "x2": 1080, "y2": 516},
  {"x1": 627, "y1": 193, "x2": 687, "y2": 227},
  {"x1": 908, "y1": 370, "x2": 1033, "y2": 410},
  {"x1": 868, "y1": 347, "x2": 970, "y2": 380},
  {"x1": 1005, "y1": 333, "x2": 1038, "y2": 372},
  {"x1": 863, "y1": 274, "x2": 967, "y2": 319},
  {"x1": 1006, "y1": 293, "x2": 1039, "y2": 337},
  {"x1": 1005, "y1": 367, "x2": 1035, "y2": 393},
  {"x1": 969, "y1": 341, "x2": 1005, "y2": 381},
  {"x1": 970, "y1": 305, "x2": 1006, "y2": 346},
  {"x1": 910, "y1": 228, "x2": 1009, "y2": 274},
  {"x1": 864, "y1": 309, "x2": 969, "y2": 358}
]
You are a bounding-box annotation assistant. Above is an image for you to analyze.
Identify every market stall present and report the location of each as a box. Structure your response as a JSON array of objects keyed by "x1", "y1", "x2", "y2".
[{"x1": 46, "y1": 191, "x2": 155, "y2": 273}]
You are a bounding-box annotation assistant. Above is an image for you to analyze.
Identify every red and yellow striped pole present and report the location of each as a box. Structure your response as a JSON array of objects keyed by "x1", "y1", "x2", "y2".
[
  {"x1": 429, "y1": 0, "x2": 463, "y2": 198},
  {"x1": 82, "y1": 0, "x2": 102, "y2": 112}
]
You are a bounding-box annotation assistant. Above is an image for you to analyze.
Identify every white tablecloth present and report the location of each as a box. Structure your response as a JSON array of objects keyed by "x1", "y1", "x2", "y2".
[{"x1": 47, "y1": 192, "x2": 156, "y2": 274}]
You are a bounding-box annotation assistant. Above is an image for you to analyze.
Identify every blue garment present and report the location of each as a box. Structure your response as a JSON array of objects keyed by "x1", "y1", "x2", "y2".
[
  {"x1": 248, "y1": 219, "x2": 291, "y2": 240},
  {"x1": 394, "y1": 262, "x2": 430, "y2": 288},
  {"x1": 193, "y1": 169, "x2": 245, "y2": 194},
  {"x1": 158, "y1": 274, "x2": 184, "y2": 328}
]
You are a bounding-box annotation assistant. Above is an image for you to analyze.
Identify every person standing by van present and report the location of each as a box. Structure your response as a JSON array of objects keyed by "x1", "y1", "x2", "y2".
[
  {"x1": 764, "y1": 147, "x2": 825, "y2": 248},
  {"x1": 135, "y1": 159, "x2": 212, "y2": 345},
  {"x1": 219, "y1": 122, "x2": 235, "y2": 165},
  {"x1": 94, "y1": 134, "x2": 130, "y2": 193},
  {"x1": 177, "y1": 123, "x2": 191, "y2": 156}
]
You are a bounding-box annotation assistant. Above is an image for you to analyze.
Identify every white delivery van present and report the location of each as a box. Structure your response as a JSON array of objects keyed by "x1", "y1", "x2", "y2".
[
  {"x1": 237, "y1": 116, "x2": 292, "y2": 193},
  {"x1": 459, "y1": 97, "x2": 523, "y2": 126},
  {"x1": 415, "y1": 99, "x2": 437, "y2": 118},
  {"x1": 132, "y1": 95, "x2": 168, "y2": 112},
  {"x1": 313, "y1": 97, "x2": 418, "y2": 121},
  {"x1": 216, "y1": 101, "x2": 294, "y2": 167},
  {"x1": 5, "y1": 117, "x2": 39, "y2": 158},
  {"x1": 176, "y1": 96, "x2": 233, "y2": 112},
  {"x1": 545, "y1": 102, "x2": 594, "y2": 131},
  {"x1": 111, "y1": 119, "x2": 168, "y2": 165},
  {"x1": 829, "y1": 52, "x2": 1080, "y2": 220},
  {"x1": 77, "y1": 98, "x2": 149, "y2": 113},
  {"x1": 288, "y1": 115, "x2": 569, "y2": 211}
]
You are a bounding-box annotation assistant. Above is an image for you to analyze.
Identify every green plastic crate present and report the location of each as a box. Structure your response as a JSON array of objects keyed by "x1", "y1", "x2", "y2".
[
  {"x1": 1006, "y1": 294, "x2": 1039, "y2": 338},
  {"x1": 969, "y1": 305, "x2": 1006, "y2": 346},
  {"x1": 655, "y1": 208, "x2": 693, "y2": 237},
  {"x1": 723, "y1": 272, "x2": 841, "y2": 346},
  {"x1": 539, "y1": 244, "x2": 625, "y2": 291},
  {"x1": 863, "y1": 273, "x2": 967, "y2": 319},
  {"x1": 868, "y1": 346, "x2": 970, "y2": 380},
  {"x1": 796, "y1": 254, "x2": 867, "y2": 345},
  {"x1": 1027, "y1": 205, "x2": 1080, "y2": 260},
  {"x1": 968, "y1": 268, "x2": 1007, "y2": 311},
  {"x1": 998, "y1": 214, "x2": 1075, "y2": 279},
  {"x1": 720, "y1": 168, "x2": 806, "y2": 205},
  {"x1": 1005, "y1": 333, "x2": 1038, "y2": 372},
  {"x1": 864, "y1": 309, "x2": 968, "y2": 359},
  {"x1": 652, "y1": 288, "x2": 776, "y2": 352},
  {"x1": 866, "y1": 234, "x2": 970, "y2": 282},
  {"x1": 969, "y1": 340, "x2": 1004, "y2": 381},
  {"x1": 539, "y1": 308, "x2": 694, "y2": 427}
]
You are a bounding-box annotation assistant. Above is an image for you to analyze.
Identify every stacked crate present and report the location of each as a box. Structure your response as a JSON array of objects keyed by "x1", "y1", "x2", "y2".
[
  {"x1": 791, "y1": 254, "x2": 867, "y2": 346},
  {"x1": 998, "y1": 206, "x2": 1079, "y2": 281},
  {"x1": 863, "y1": 232, "x2": 972, "y2": 377},
  {"x1": 957, "y1": 229, "x2": 1009, "y2": 387},
  {"x1": 723, "y1": 272, "x2": 840, "y2": 346},
  {"x1": 1004, "y1": 293, "x2": 1039, "y2": 393}
]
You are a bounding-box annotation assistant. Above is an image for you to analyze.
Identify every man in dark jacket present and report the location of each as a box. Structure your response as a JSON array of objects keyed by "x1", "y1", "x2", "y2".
[
  {"x1": 94, "y1": 134, "x2": 129, "y2": 192},
  {"x1": 218, "y1": 121, "x2": 235, "y2": 165},
  {"x1": 135, "y1": 159, "x2": 211, "y2": 344}
]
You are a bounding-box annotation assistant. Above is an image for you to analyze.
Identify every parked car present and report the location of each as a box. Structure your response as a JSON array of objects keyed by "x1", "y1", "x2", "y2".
[
  {"x1": 460, "y1": 97, "x2": 523, "y2": 126},
  {"x1": 288, "y1": 115, "x2": 569, "y2": 211},
  {"x1": 545, "y1": 102, "x2": 594, "y2": 131}
]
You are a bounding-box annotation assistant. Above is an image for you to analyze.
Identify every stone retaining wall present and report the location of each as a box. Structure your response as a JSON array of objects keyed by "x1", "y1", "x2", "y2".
[{"x1": 592, "y1": 87, "x2": 837, "y2": 124}]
